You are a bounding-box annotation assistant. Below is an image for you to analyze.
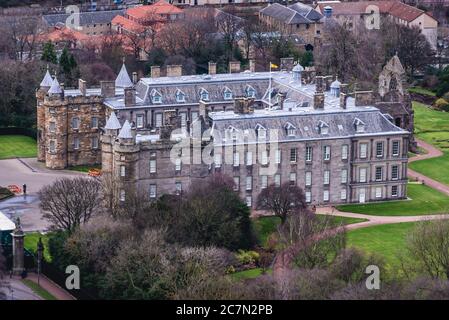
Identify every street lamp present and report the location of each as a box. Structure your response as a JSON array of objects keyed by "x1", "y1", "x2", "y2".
[{"x1": 37, "y1": 237, "x2": 44, "y2": 287}]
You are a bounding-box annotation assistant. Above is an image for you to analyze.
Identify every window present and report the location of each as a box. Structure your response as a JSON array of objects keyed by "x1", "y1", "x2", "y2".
[
  {"x1": 175, "y1": 182, "x2": 182, "y2": 194},
  {"x1": 376, "y1": 142, "x2": 384, "y2": 157},
  {"x1": 180, "y1": 113, "x2": 187, "y2": 127},
  {"x1": 91, "y1": 116, "x2": 98, "y2": 129},
  {"x1": 306, "y1": 146, "x2": 312, "y2": 162},
  {"x1": 246, "y1": 151, "x2": 253, "y2": 166},
  {"x1": 120, "y1": 165, "x2": 126, "y2": 177},
  {"x1": 391, "y1": 185, "x2": 398, "y2": 197},
  {"x1": 323, "y1": 146, "x2": 331, "y2": 161},
  {"x1": 176, "y1": 90, "x2": 185, "y2": 102},
  {"x1": 323, "y1": 190, "x2": 330, "y2": 202},
  {"x1": 342, "y1": 145, "x2": 348, "y2": 160},
  {"x1": 200, "y1": 89, "x2": 209, "y2": 101},
  {"x1": 120, "y1": 190, "x2": 126, "y2": 202},
  {"x1": 246, "y1": 176, "x2": 252, "y2": 190},
  {"x1": 92, "y1": 137, "x2": 98, "y2": 149},
  {"x1": 392, "y1": 141, "x2": 400, "y2": 156},
  {"x1": 359, "y1": 143, "x2": 368, "y2": 159},
  {"x1": 151, "y1": 91, "x2": 162, "y2": 104},
  {"x1": 49, "y1": 140, "x2": 56, "y2": 153},
  {"x1": 305, "y1": 191, "x2": 311, "y2": 203},
  {"x1": 288, "y1": 127, "x2": 296, "y2": 136},
  {"x1": 359, "y1": 168, "x2": 367, "y2": 183},
  {"x1": 74, "y1": 137, "x2": 80, "y2": 150},
  {"x1": 49, "y1": 121, "x2": 56, "y2": 133},
  {"x1": 155, "y1": 113, "x2": 163, "y2": 127},
  {"x1": 256, "y1": 127, "x2": 266, "y2": 140},
  {"x1": 233, "y1": 152, "x2": 240, "y2": 167},
  {"x1": 305, "y1": 171, "x2": 312, "y2": 186},
  {"x1": 391, "y1": 165, "x2": 399, "y2": 180},
  {"x1": 341, "y1": 189, "x2": 347, "y2": 200},
  {"x1": 275, "y1": 149, "x2": 281, "y2": 164},
  {"x1": 246, "y1": 87, "x2": 255, "y2": 98},
  {"x1": 375, "y1": 187, "x2": 382, "y2": 198},
  {"x1": 375, "y1": 167, "x2": 383, "y2": 181},
  {"x1": 175, "y1": 158, "x2": 181, "y2": 171},
  {"x1": 149, "y1": 184, "x2": 157, "y2": 198},
  {"x1": 324, "y1": 170, "x2": 330, "y2": 185},
  {"x1": 246, "y1": 196, "x2": 252, "y2": 207},
  {"x1": 289, "y1": 172, "x2": 297, "y2": 186},
  {"x1": 136, "y1": 115, "x2": 144, "y2": 128},
  {"x1": 261, "y1": 150, "x2": 268, "y2": 165},
  {"x1": 233, "y1": 177, "x2": 240, "y2": 191},
  {"x1": 290, "y1": 148, "x2": 297, "y2": 162},
  {"x1": 319, "y1": 121, "x2": 329, "y2": 135},
  {"x1": 337, "y1": 167, "x2": 348, "y2": 185},
  {"x1": 261, "y1": 175, "x2": 268, "y2": 189},
  {"x1": 150, "y1": 159, "x2": 156, "y2": 173},
  {"x1": 274, "y1": 174, "x2": 281, "y2": 187},
  {"x1": 224, "y1": 89, "x2": 232, "y2": 100},
  {"x1": 72, "y1": 117, "x2": 80, "y2": 130},
  {"x1": 215, "y1": 153, "x2": 222, "y2": 167}
]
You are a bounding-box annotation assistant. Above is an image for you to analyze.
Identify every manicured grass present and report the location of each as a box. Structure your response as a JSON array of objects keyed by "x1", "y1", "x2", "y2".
[
  {"x1": 337, "y1": 183, "x2": 449, "y2": 216},
  {"x1": 408, "y1": 87, "x2": 436, "y2": 97},
  {"x1": 347, "y1": 222, "x2": 416, "y2": 270},
  {"x1": 231, "y1": 268, "x2": 266, "y2": 280},
  {"x1": 413, "y1": 102, "x2": 449, "y2": 136},
  {"x1": 253, "y1": 215, "x2": 368, "y2": 247},
  {"x1": 67, "y1": 164, "x2": 101, "y2": 173},
  {"x1": 0, "y1": 135, "x2": 37, "y2": 159},
  {"x1": 24, "y1": 232, "x2": 52, "y2": 262},
  {"x1": 21, "y1": 279, "x2": 57, "y2": 300},
  {"x1": 410, "y1": 152, "x2": 449, "y2": 186}
]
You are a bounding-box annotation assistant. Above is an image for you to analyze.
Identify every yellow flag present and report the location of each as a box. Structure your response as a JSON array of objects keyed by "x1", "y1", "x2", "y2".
[{"x1": 270, "y1": 63, "x2": 278, "y2": 69}]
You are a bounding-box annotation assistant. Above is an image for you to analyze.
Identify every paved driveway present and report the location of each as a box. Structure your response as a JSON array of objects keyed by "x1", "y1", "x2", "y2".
[{"x1": 0, "y1": 158, "x2": 82, "y2": 231}]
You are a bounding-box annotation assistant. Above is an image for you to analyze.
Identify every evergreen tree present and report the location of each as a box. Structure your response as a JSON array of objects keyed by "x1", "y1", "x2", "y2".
[{"x1": 41, "y1": 41, "x2": 57, "y2": 64}]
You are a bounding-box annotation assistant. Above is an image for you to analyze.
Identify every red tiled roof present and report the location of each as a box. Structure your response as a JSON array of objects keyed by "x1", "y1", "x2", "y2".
[
  {"x1": 126, "y1": 0, "x2": 183, "y2": 20},
  {"x1": 112, "y1": 15, "x2": 145, "y2": 33},
  {"x1": 37, "y1": 26, "x2": 90, "y2": 43},
  {"x1": 317, "y1": 0, "x2": 435, "y2": 22}
]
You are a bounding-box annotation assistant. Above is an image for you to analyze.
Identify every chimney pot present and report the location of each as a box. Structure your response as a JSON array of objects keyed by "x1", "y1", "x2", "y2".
[
  {"x1": 151, "y1": 66, "x2": 161, "y2": 78},
  {"x1": 208, "y1": 62, "x2": 217, "y2": 75}
]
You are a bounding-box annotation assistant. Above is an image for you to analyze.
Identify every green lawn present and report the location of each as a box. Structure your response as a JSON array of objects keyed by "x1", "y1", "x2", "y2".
[
  {"x1": 21, "y1": 279, "x2": 57, "y2": 300},
  {"x1": 408, "y1": 87, "x2": 436, "y2": 97},
  {"x1": 347, "y1": 222, "x2": 416, "y2": 270},
  {"x1": 337, "y1": 183, "x2": 449, "y2": 216},
  {"x1": 409, "y1": 103, "x2": 449, "y2": 186},
  {"x1": 231, "y1": 268, "x2": 267, "y2": 280},
  {"x1": 253, "y1": 215, "x2": 368, "y2": 248},
  {"x1": 24, "y1": 232, "x2": 52, "y2": 262},
  {"x1": 0, "y1": 135, "x2": 37, "y2": 159}
]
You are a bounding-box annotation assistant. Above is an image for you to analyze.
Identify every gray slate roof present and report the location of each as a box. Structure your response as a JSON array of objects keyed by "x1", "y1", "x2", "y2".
[
  {"x1": 260, "y1": 3, "x2": 322, "y2": 25},
  {"x1": 48, "y1": 77, "x2": 62, "y2": 95},
  {"x1": 115, "y1": 63, "x2": 133, "y2": 88},
  {"x1": 104, "y1": 112, "x2": 122, "y2": 130},
  {"x1": 118, "y1": 120, "x2": 133, "y2": 139},
  {"x1": 211, "y1": 110, "x2": 406, "y2": 145},
  {"x1": 43, "y1": 10, "x2": 124, "y2": 26},
  {"x1": 40, "y1": 69, "x2": 53, "y2": 87}
]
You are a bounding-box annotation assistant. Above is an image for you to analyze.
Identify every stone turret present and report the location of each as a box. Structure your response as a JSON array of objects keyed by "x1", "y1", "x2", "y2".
[{"x1": 101, "y1": 112, "x2": 122, "y2": 173}]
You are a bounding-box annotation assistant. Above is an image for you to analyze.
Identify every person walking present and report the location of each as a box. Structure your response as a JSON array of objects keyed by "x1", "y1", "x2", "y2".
[{"x1": 22, "y1": 184, "x2": 27, "y2": 195}]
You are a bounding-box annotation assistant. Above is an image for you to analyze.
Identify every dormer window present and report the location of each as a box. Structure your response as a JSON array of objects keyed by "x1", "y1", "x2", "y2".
[
  {"x1": 223, "y1": 87, "x2": 233, "y2": 100},
  {"x1": 151, "y1": 89, "x2": 162, "y2": 104},
  {"x1": 246, "y1": 86, "x2": 256, "y2": 98},
  {"x1": 354, "y1": 118, "x2": 365, "y2": 133},
  {"x1": 318, "y1": 121, "x2": 329, "y2": 135},
  {"x1": 285, "y1": 122, "x2": 296, "y2": 136},
  {"x1": 175, "y1": 89, "x2": 185, "y2": 103},
  {"x1": 199, "y1": 88, "x2": 209, "y2": 101},
  {"x1": 255, "y1": 123, "x2": 266, "y2": 140}
]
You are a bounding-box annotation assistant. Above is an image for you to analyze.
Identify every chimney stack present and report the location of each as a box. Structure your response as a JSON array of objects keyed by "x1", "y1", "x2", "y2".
[
  {"x1": 124, "y1": 87, "x2": 136, "y2": 107},
  {"x1": 354, "y1": 91, "x2": 374, "y2": 106},
  {"x1": 340, "y1": 83, "x2": 348, "y2": 109},
  {"x1": 228, "y1": 61, "x2": 241, "y2": 73},
  {"x1": 78, "y1": 79, "x2": 86, "y2": 96},
  {"x1": 151, "y1": 66, "x2": 160, "y2": 78},
  {"x1": 234, "y1": 97, "x2": 255, "y2": 114},
  {"x1": 280, "y1": 57, "x2": 294, "y2": 71},
  {"x1": 315, "y1": 76, "x2": 325, "y2": 93},
  {"x1": 166, "y1": 65, "x2": 182, "y2": 77},
  {"x1": 208, "y1": 62, "x2": 217, "y2": 75},
  {"x1": 100, "y1": 81, "x2": 115, "y2": 98},
  {"x1": 132, "y1": 72, "x2": 138, "y2": 84}
]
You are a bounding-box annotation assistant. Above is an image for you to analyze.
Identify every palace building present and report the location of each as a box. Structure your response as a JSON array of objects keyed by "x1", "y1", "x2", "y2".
[{"x1": 36, "y1": 56, "x2": 411, "y2": 206}]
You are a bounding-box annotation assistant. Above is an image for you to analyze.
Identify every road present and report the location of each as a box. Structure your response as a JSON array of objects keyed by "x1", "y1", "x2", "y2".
[{"x1": 0, "y1": 158, "x2": 82, "y2": 231}]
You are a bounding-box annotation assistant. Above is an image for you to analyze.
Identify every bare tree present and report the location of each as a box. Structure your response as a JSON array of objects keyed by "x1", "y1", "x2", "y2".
[
  {"x1": 38, "y1": 177, "x2": 101, "y2": 233},
  {"x1": 216, "y1": 7, "x2": 243, "y2": 60},
  {"x1": 257, "y1": 182, "x2": 308, "y2": 225},
  {"x1": 401, "y1": 219, "x2": 449, "y2": 280}
]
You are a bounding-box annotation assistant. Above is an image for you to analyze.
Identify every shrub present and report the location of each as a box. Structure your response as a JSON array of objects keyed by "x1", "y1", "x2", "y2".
[
  {"x1": 434, "y1": 98, "x2": 449, "y2": 112},
  {"x1": 236, "y1": 250, "x2": 260, "y2": 266},
  {"x1": 0, "y1": 187, "x2": 13, "y2": 200}
]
